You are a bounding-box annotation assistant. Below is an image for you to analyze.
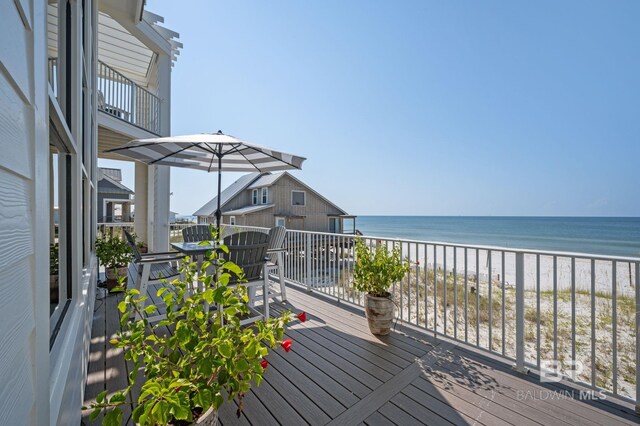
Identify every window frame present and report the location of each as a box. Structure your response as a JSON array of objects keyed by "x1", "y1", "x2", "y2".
[
  {"x1": 261, "y1": 187, "x2": 268, "y2": 204},
  {"x1": 291, "y1": 190, "x2": 306, "y2": 206},
  {"x1": 229, "y1": 216, "x2": 236, "y2": 226},
  {"x1": 275, "y1": 216, "x2": 286, "y2": 227},
  {"x1": 252, "y1": 189, "x2": 258, "y2": 205}
]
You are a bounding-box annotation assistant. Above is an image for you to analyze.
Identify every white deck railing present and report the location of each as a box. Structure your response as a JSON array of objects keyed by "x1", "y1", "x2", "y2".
[
  {"x1": 270, "y1": 227, "x2": 639, "y2": 408},
  {"x1": 97, "y1": 61, "x2": 161, "y2": 135},
  {"x1": 96, "y1": 222, "x2": 640, "y2": 407},
  {"x1": 48, "y1": 58, "x2": 161, "y2": 135}
]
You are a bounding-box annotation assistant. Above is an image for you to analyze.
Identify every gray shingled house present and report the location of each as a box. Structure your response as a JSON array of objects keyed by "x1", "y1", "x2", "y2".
[
  {"x1": 97, "y1": 168, "x2": 134, "y2": 222},
  {"x1": 193, "y1": 172, "x2": 356, "y2": 233}
]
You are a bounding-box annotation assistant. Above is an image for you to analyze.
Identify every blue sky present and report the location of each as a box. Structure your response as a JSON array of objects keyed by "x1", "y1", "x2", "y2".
[{"x1": 99, "y1": 0, "x2": 640, "y2": 217}]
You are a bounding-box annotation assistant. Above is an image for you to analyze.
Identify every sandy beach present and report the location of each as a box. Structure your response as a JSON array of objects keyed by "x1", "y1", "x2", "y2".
[{"x1": 393, "y1": 243, "x2": 637, "y2": 297}]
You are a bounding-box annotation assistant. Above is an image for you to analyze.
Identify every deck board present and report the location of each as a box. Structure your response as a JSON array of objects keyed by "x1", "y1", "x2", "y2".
[{"x1": 83, "y1": 283, "x2": 640, "y2": 425}]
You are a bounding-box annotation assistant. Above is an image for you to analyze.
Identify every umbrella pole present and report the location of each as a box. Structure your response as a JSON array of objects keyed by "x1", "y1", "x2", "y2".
[{"x1": 215, "y1": 154, "x2": 222, "y2": 235}]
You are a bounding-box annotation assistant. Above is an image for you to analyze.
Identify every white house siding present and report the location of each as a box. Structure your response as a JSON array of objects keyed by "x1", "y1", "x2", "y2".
[{"x1": 0, "y1": 0, "x2": 49, "y2": 424}]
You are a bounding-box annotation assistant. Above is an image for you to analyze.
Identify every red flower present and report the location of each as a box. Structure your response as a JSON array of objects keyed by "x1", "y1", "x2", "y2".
[
  {"x1": 281, "y1": 339, "x2": 293, "y2": 352},
  {"x1": 377, "y1": 239, "x2": 382, "y2": 244},
  {"x1": 297, "y1": 312, "x2": 307, "y2": 322},
  {"x1": 260, "y1": 358, "x2": 268, "y2": 369},
  {"x1": 416, "y1": 260, "x2": 420, "y2": 266}
]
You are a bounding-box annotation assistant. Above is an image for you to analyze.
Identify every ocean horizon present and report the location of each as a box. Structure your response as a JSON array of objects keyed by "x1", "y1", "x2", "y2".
[{"x1": 355, "y1": 216, "x2": 640, "y2": 258}]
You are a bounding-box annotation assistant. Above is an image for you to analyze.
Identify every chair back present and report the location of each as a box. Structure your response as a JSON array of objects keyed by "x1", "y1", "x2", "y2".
[
  {"x1": 267, "y1": 226, "x2": 287, "y2": 264},
  {"x1": 123, "y1": 230, "x2": 142, "y2": 263},
  {"x1": 223, "y1": 231, "x2": 269, "y2": 283},
  {"x1": 182, "y1": 225, "x2": 213, "y2": 243}
]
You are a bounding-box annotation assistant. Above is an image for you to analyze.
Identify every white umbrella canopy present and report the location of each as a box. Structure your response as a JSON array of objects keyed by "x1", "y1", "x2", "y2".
[{"x1": 106, "y1": 130, "x2": 306, "y2": 228}]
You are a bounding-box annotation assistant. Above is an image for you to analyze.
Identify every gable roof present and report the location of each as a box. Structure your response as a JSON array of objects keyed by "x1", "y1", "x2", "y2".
[
  {"x1": 247, "y1": 173, "x2": 284, "y2": 189},
  {"x1": 193, "y1": 172, "x2": 350, "y2": 217},
  {"x1": 97, "y1": 169, "x2": 134, "y2": 195},
  {"x1": 193, "y1": 172, "x2": 265, "y2": 216}
]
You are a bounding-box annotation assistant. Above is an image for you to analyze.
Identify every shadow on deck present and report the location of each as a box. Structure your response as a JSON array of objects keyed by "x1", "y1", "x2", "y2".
[{"x1": 82, "y1": 284, "x2": 639, "y2": 425}]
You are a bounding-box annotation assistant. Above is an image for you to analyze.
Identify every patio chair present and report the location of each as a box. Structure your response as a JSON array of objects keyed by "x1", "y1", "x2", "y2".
[
  {"x1": 221, "y1": 231, "x2": 271, "y2": 325},
  {"x1": 266, "y1": 226, "x2": 287, "y2": 302},
  {"x1": 182, "y1": 225, "x2": 213, "y2": 243},
  {"x1": 123, "y1": 230, "x2": 184, "y2": 323},
  {"x1": 182, "y1": 224, "x2": 237, "y2": 243}
]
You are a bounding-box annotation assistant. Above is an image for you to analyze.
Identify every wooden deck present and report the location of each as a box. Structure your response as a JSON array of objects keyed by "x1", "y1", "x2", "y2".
[{"x1": 83, "y1": 284, "x2": 640, "y2": 426}]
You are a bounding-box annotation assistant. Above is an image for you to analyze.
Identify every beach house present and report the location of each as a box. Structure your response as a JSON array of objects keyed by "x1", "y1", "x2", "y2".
[
  {"x1": 97, "y1": 167, "x2": 133, "y2": 222},
  {"x1": 193, "y1": 172, "x2": 357, "y2": 233}
]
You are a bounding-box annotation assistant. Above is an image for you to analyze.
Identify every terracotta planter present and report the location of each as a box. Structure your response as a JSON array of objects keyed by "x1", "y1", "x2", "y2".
[
  {"x1": 364, "y1": 293, "x2": 395, "y2": 335},
  {"x1": 138, "y1": 245, "x2": 148, "y2": 254},
  {"x1": 105, "y1": 266, "x2": 128, "y2": 290}
]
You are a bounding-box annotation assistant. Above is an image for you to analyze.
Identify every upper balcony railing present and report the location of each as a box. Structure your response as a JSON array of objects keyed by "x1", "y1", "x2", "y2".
[{"x1": 47, "y1": 58, "x2": 161, "y2": 135}]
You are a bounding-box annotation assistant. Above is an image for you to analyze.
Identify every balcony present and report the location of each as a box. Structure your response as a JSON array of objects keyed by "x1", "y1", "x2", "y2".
[
  {"x1": 48, "y1": 58, "x2": 161, "y2": 136},
  {"x1": 83, "y1": 226, "x2": 640, "y2": 424}
]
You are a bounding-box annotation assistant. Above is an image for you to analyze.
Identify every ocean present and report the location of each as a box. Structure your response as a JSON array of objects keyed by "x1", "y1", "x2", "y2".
[{"x1": 355, "y1": 216, "x2": 640, "y2": 258}]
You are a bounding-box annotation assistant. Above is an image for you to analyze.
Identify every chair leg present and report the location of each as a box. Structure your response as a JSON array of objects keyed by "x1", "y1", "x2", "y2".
[
  {"x1": 263, "y1": 267, "x2": 269, "y2": 320},
  {"x1": 136, "y1": 264, "x2": 151, "y2": 321},
  {"x1": 247, "y1": 286, "x2": 256, "y2": 307},
  {"x1": 277, "y1": 252, "x2": 286, "y2": 301}
]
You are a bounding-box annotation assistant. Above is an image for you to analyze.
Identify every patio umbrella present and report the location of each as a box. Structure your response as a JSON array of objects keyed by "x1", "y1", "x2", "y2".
[{"x1": 106, "y1": 130, "x2": 306, "y2": 229}]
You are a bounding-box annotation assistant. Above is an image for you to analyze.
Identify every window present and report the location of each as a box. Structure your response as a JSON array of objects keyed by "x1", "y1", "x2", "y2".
[
  {"x1": 229, "y1": 216, "x2": 236, "y2": 226},
  {"x1": 49, "y1": 142, "x2": 72, "y2": 340},
  {"x1": 252, "y1": 189, "x2": 258, "y2": 205},
  {"x1": 275, "y1": 217, "x2": 286, "y2": 227},
  {"x1": 261, "y1": 187, "x2": 268, "y2": 204},
  {"x1": 292, "y1": 190, "x2": 306, "y2": 206},
  {"x1": 329, "y1": 217, "x2": 339, "y2": 233}
]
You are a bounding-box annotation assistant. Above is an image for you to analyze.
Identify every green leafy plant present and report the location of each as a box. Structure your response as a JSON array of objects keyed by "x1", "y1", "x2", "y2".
[
  {"x1": 353, "y1": 238, "x2": 410, "y2": 297},
  {"x1": 96, "y1": 235, "x2": 133, "y2": 270},
  {"x1": 50, "y1": 243, "x2": 59, "y2": 276},
  {"x1": 85, "y1": 242, "x2": 299, "y2": 425}
]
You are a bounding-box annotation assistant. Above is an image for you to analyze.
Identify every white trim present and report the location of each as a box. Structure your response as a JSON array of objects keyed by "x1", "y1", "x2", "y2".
[
  {"x1": 229, "y1": 216, "x2": 236, "y2": 226},
  {"x1": 275, "y1": 216, "x2": 285, "y2": 227},
  {"x1": 261, "y1": 187, "x2": 268, "y2": 204},
  {"x1": 291, "y1": 190, "x2": 306, "y2": 206},
  {"x1": 252, "y1": 188, "x2": 258, "y2": 205}
]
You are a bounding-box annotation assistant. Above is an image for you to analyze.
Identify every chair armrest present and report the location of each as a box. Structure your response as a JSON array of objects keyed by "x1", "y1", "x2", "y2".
[
  {"x1": 138, "y1": 254, "x2": 185, "y2": 264},
  {"x1": 267, "y1": 248, "x2": 286, "y2": 253},
  {"x1": 140, "y1": 251, "x2": 181, "y2": 257}
]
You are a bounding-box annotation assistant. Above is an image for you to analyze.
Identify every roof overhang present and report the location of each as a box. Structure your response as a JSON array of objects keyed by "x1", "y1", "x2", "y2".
[
  {"x1": 47, "y1": 1, "x2": 181, "y2": 87},
  {"x1": 223, "y1": 204, "x2": 274, "y2": 216}
]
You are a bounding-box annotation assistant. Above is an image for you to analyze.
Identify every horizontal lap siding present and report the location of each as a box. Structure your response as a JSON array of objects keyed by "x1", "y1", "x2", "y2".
[{"x1": 0, "y1": 0, "x2": 40, "y2": 423}]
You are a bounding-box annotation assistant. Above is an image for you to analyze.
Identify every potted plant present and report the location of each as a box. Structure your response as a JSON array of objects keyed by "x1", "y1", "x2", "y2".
[
  {"x1": 85, "y1": 243, "x2": 305, "y2": 425},
  {"x1": 96, "y1": 235, "x2": 133, "y2": 290},
  {"x1": 353, "y1": 238, "x2": 410, "y2": 335},
  {"x1": 50, "y1": 243, "x2": 59, "y2": 303},
  {"x1": 132, "y1": 232, "x2": 149, "y2": 254}
]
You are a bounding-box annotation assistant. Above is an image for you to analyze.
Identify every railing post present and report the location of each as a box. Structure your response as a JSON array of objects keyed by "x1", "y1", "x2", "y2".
[
  {"x1": 306, "y1": 234, "x2": 312, "y2": 292},
  {"x1": 635, "y1": 261, "x2": 639, "y2": 414},
  {"x1": 514, "y1": 252, "x2": 528, "y2": 374}
]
